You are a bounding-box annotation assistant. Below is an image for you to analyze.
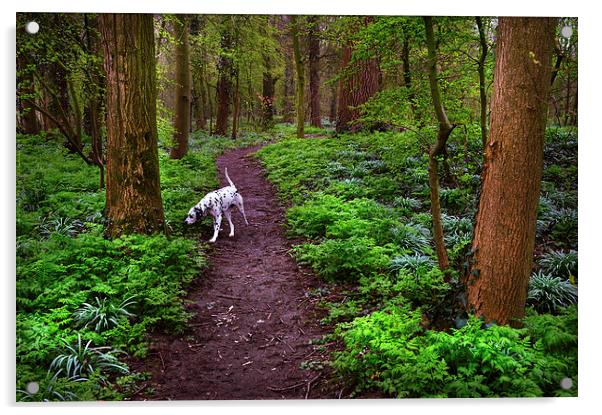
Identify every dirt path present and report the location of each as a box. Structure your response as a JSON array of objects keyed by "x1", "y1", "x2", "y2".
[{"x1": 132, "y1": 145, "x2": 331, "y2": 400}]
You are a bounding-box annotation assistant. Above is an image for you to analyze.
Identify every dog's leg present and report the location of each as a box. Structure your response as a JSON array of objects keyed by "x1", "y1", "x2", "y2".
[
  {"x1": 235, "y1": 194, "x2": 249, "y2": 225},
  {"x1": 209, "y1": 214, "x2": 222, "y2": 243},
  {"x1": 224, "y1": 210, "x2": 235, "y2": 237}
]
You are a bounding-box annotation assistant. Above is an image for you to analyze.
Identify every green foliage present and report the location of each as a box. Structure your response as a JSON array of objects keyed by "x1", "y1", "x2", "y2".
[
  {"x1": 294, "y1": 237, "x2": 396, "y2": 282},
  {"x1": 527, "y1": 272, "x2": 578, "y2": 314},
  {"x1": 334, "y1": 306, "x2": 577, "y2": 398},
  {"x1": 73, "y1": 296, "x2": 137, "y2": 332},
  {"x1": 539, "y1": 250, "x2": 578, "y2": 279},
  {"x1": 49, "y1": 334, "x2": 129, "y2": 380}
]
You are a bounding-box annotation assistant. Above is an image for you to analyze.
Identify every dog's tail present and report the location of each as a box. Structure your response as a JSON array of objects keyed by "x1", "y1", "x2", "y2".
[{"x1": 225, "y1": 167, "x2": 236, "y2": 189}]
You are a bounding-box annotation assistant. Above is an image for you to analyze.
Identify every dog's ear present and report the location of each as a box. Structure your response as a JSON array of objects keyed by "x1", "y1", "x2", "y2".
[{"x1": 194, "y1": 206, "x2": 203, "y2": 216}]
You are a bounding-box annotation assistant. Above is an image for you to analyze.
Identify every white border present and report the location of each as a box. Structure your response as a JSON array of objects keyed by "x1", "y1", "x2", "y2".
[{"x1": 3, "y1": 1, "x2": 599, "y2": 415}]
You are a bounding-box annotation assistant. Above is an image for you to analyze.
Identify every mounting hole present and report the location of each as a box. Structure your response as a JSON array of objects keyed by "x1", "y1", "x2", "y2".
[
  {"x1": 25, "y1": 21, "x2": 39, "y2": 34},
  {"x1": 26, "y1": 381, "x2": 39, "y2": 394},
  {"x1": 560, "y1": 377, "x2": 573, "y2": 390},
  {"x1": 561, "y1": 26, "x2": 573, "y2": 39}
]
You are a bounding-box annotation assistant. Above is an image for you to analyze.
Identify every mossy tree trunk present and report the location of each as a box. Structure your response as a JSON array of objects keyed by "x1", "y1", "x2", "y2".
[
  {"x1": 476, "y1": 17, "x2": 489, "y2": 149},
  {"x1": 467, "y1": 17, "x2": 557, "y2": 327},
  {"x1": 170, "y1": 14, "x2": 191, "y2": 159},
  {"x1": 423, "y1": 16, "x2": 454, "y2": 271},
  {"x1": 215, "y1": 18, "x2": 233, "y2": 136},
  {"x1": 99, "y1": 13, "x2": 165, "y2": 238}
]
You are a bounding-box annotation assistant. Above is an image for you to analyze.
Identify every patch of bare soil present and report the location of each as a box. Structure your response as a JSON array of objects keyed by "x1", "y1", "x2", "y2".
[{"x1": 131, "y1": 145, "x2": 334, "y2": 400}]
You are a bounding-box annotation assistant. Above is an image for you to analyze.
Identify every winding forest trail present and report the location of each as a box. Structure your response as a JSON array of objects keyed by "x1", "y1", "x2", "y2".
[{"x1": 134, "y1": 145, "x2": 331, "y2": 400}]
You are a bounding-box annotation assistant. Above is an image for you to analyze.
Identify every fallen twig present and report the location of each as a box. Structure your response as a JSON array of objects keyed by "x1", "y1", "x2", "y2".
[
  {"x1": 305, "y1": 372, "x2": 322, "y2": 399},
  {"x1": 158, "y1": 351, "x2": 165, "y2": 372}
]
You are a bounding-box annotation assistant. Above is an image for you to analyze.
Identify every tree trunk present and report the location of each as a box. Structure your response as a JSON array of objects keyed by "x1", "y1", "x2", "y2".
[
  {"x1": 308, "y1": 16, "x2": 322, "y2": 128},
  {"x1": 84, "y1": 13, "x2": 105, "y2": 189},
  {"x1": 291, "y1": 15, "x2": 305, "y2": 138},
  {"x1": 170, "y1": 15, "x2": 191, "y2": 159},
  {"x1": 467, "y1": 17, "x2": 556, "y2": 327},
  {"x1": 476, "y1": 17, "x2": 489, "y2": 149},
  {"x1": 215, "y1": 21, "x2": 233, "y2": 136},
  {"x1": 261, "y1": 55, "x2": 277, "y2": 130},
  {"x1": 423, "y1": 16, "x2": 454, "y2": 271},
  {"x1": 336, "y1": 17, "x2": 381, "y2": 133},
  {"x1": 329, "y1": 81, "x2": 337, "y2": 124},
  {"x1": 99, "y1": 13, "x2": 165, "y2": 238},
  {"x1": 231, "y1": 70, "x2": 240, "y2": 139}
]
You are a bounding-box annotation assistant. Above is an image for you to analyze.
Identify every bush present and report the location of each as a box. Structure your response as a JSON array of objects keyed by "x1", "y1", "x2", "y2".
[
  {"x1": 333, "y1": 304, "x2": 451, "y2": 398},
  {"x1": 393, "y1": 266, "x2": 450, "y2": 308},
  {"x1": 539, "y1": 250, "x2": 578, "y2": 279},
  {"x1": 294, "y1": 237, "x2": 396, "y2": 282},
  {"x1": 527, "y1": 272, "x2": 578, "y2": 313},
  {"x1": 334, "y1": 307, "x2": 578, "y2": 398}
]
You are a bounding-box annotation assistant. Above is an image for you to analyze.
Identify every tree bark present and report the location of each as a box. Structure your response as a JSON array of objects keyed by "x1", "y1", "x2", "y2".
[
  {"x1": 308, "y1": 16, "x2": 322, "y2": 128},
  {"x1": 467, "y1": 17, "x2": 556, "y2": 327},
  {"x1": 423, "y1": 16, "x2": 454, "y2": 271},
  {"x1": 336, "y1": 17, "x2": 381, "y2": 133},
  {"x1": 99, "y1": 13, "x2": 165, "y2": 238},
  {"x1": 215, "y1": 19, "x2": 233, "y2": 136},
  {"x1": 231, "y1": 70, "x2": 241, "y2": 139},
  {"x1": 170, "y1": 14, "x2": 191, "y2": 159},
  {"x1": 261, "y1": 55, "x2": 277, "y2": 130},
  {"x1": 291, "y1": 15, "x2": 305, "y2": 138}
]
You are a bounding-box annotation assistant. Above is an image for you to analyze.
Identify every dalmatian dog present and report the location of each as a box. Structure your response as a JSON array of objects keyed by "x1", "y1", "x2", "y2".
[{"x1": 184, "y1": 168, "x2": 249, "y2": 243}]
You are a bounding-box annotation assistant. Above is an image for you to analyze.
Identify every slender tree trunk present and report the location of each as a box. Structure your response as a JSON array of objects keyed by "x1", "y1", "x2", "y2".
[
  {"x1": 329, "y1": 81, "x2": 337, "y2": 124},
  {"x1": 476, "y1": 17, "x2": 489, "y2": 149},
  {"x1": 215, "y1": 21, "x2": 233, "y2": 136},
  {"x1": 291, "y1": 15, "x2": 305, "y2": 138},
  {"x1": 99, "y1": 13, "x2": 165, "y2": 238},
  {"x1": 261, "y1": 55, "x2": 277, "y2": 130},
  {"x1": 467, "y1": 17, "x2": 556, "y2": 327},
  {"x1": 564, "y1": 70, "x2": 572, "y2": 126},
  {"x1": 550, "y1": 46, "x2": 563, "y2": 88},
  {"x1": 424, "y1": 16, "x2": 455, "y2": 271},
  {"x1": 281, "y1": 16, "x2": 294, "y2": 123},
  {"x1": 231, "y1": 69, "x2": 240, "y2": 139},
  {"x1": 308, "y1": 16, "x2": 322, "y2": 128},
  {"x1": 84, "y1": 13, "x2": 105, "y2": 189},
  {"x1": 170, "y1": 15, "x2": 191, "y2": 159},
  {"x1": 336, "y1": 44, "x2": 353, "y2": 132}
]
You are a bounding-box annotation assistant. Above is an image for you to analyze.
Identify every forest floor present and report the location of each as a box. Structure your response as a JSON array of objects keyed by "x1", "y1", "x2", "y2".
[{"x1": 131, "y1": 144, "x2": 334, "y2": 400}]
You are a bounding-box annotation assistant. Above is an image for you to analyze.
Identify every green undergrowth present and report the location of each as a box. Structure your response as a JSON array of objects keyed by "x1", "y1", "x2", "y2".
[
  {"x1": 256, "y1": 126, "x2": 578, "y2": 398},
  {"x1": 16, "y1": 128, "x2": 273, "y2": 401}
]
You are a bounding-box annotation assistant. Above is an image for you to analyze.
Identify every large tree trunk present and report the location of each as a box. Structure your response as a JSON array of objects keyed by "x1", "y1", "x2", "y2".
[
  {"x1": 308, "y1": 16, "x2": 322, "y2": 128},
  {"x1": 467, "y1": 17, "x2": 556, "y2": 327},
  {"x1": 170, "y1": 14, "x2": 191, "y2": 159},
  {"x1": 336, "y1": 17, "x2": 381, "y2": 133},
  {"x1": 215, "y1": 21, "x2": 233, "y2": 136},
  {"x1": 423, "y1": 16, "x2": 454, "y2": 271},
  {"x1": 100, "y1": 13, "x2": 165, "y2": 238},
  {"x1": 291, "y1": 15, "x2": 305, "y2": 138}
]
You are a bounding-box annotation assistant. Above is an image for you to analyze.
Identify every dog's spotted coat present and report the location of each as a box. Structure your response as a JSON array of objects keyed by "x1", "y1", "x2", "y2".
[{"x1": 184, "y1": 168, "x2": 249, "y2": 243}]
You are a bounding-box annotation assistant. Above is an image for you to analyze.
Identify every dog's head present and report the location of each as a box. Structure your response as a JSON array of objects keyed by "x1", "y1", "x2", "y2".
[{"x1": 184, "y1": 203, "x2": 205, "y2": 225}]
